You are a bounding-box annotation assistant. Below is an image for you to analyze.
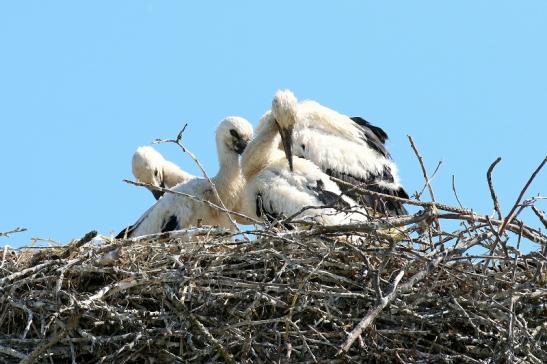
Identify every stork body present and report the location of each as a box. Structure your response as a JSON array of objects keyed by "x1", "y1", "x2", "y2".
[
  {"x1": 271, "y1": 90, "x2": 409, "y2": 216},
  {"x1": 132, "y1": 146, "x2": 194, "y2": 200},
  {"x1": 241, "y1": 98, "x2": 365, "y2": 227},
  {"x1": 118, "y1": 117, "x2": 253, "y2": 238}
]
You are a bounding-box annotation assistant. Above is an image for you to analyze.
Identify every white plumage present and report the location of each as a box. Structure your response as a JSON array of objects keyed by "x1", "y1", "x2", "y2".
[
  {"x1": 240, "y1": 94, "x2": 366, "y2": 227},
  {"x1": 267, "y1": 90, "x2": 409, "y2": 216},
  {"x1": 132, "y1": 146, "x2": 194, "y2": 200},
  {"x1": 118, "y1": 117, "x2": 253, "y2": 238}
]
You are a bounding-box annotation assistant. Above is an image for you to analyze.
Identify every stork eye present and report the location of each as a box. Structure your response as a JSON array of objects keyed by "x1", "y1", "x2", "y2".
[
  {"x1": 229, "y1": 129, "x2": 240, "y2": 138},
  {"x1": 154, "y1": 169, "x2": 159, "y2": 177}
]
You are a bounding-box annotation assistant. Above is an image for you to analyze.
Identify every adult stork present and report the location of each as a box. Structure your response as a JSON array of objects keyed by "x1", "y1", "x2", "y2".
[
  {"x1": 270, "y1": 90, "x2": 409, "y2": 216},
  {"x1": 240, "y1": 93, "x2": 366, "y2": 227},
  {"x1": 132, "y1": 146, "x2": 194, "y2": 200},
  {"x1": 117, "y1": 117, "x2": 253, "y2": 238}
]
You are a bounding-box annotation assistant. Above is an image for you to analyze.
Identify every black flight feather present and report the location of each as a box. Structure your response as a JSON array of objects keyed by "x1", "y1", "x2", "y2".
[
  {"x1": 350, "y1": 116, "x2": 390, "y2": 158},
  {"x1": 161, "y1": 215, "x2": 179, "y2": 233},
  {"x1": 326, "y1": 168, "x2": 408, "y2": 216}
]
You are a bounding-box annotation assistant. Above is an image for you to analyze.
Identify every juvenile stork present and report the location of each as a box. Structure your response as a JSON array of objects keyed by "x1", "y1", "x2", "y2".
[
  {"x1": 118, "y1": 117, "x2": 253, "y2": 238},
  {"x1": 270, "y1": 90, "x2": 409, "y2": 216},
  {"x1": 240, "y1": 93, "x2": 366, "y2": 227},
  {"x1": 132, "y1": 146, "x2": 194, "y2": 200}
]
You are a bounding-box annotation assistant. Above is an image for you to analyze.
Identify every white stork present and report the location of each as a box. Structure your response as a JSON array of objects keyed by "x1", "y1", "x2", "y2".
[
  {"x1": 117, "y1": 117, "x2": 253, "y2": 238},
  {"x1": 268, "y1": 89, "x2": 409, "y2": 216},
  {"x1": 240, "y1": 93, "x2": 366, "y2": 227},
  {"x1": 132, "y1": 146, "x2": 194, "y2": 200}
]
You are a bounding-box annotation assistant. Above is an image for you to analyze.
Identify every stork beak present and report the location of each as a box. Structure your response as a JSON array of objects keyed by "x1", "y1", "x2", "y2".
[
  {"x1": 152, "y1": 189, "x2": 164, "y2": 200},
  {"x1": 278, "y1": 124, "x2": 294, "y2": 172},
  {"x1": 151, "y1": 179, "x2": 166, "y2": 200}
]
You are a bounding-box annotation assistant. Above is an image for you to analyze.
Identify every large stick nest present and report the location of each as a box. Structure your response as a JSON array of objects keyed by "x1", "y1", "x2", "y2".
[{"x1": 1, "y1": 201, "x2": 546, "y2": 363}]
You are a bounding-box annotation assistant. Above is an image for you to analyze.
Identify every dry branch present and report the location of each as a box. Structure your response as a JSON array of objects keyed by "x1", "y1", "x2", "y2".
[
  {"x1": 153, "y1": 125, "x2": 241, "y2": 231},
  {"x1": 487, "y1": 157, "x2": 503, "y2": 220},
  {"x1": 0, "y1": 228, "x2": 27, "y2": 238}
]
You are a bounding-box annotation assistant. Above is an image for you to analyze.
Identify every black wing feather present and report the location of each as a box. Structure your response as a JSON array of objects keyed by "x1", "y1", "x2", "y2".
[
  {"x1": 115, "y1": 225, "x2": 134, "y2": 239},
  {"x1": 326, "y1": 168, "x2": 408, "y2": 216},
  {"x1": 350, "y1": 116, "x2": 390, "y2": 158},
  {"x1": 256, "y1": 193, "x2": 295, "y2": 229},
  {"x1": 308, "y1": 180, "x2": 351, "y2": 209},
  {"x1": 161, "y1": 215, "x2": 179, "y2": 233}
]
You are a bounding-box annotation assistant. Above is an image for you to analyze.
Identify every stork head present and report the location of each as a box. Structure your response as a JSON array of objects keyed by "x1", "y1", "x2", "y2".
[
  {"x1": 272, "y1": 89, "x2": 298, "y2": 171},
  {"x1": 132, "y1": 146, "x2": 166, "y2": 199},
  {"x1": 216, "y1": 116, "x2": 254, "y2": 156}
]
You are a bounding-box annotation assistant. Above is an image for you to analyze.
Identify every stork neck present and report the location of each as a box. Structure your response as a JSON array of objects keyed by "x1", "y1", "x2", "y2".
[
  {"x1": 242, "y1": 114, "x2": 280, "y2": 179},
  {"x1": 213, "y1": 144, "x2": 241, "y2": 198}
]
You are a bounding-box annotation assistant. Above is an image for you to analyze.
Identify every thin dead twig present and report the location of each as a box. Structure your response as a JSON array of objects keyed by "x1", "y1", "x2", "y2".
[
  {"x1": 123, "y1": 179, "x2": 260, "y2": 225},
  {"x1": 338, "y1": 269, "x2": 405, "y2": 354},
  {"x1": 407, "y1": 136, "x2": 438, "y2": 203},
  {"x1": 417, "y1": 160, "x2": 443, "y2": 199},
  {"x1": 165, "y1": 286, "x2": 236, "y2": 364},
  {"x1": 0, "y1": 345, "x2": 25, "y2": 360},
  {"x1": 499, "y1": 156, "x2": 546, "y2": 236},
  {"x1": 19, "y1": 314, "x2": 80, "y2": 364},
  {"x1": 8, "y1": 299, "x2": 33, "y2": 340},
  {"x1": 60, "y1": 230, "x2": 97, "y2": 259},
  {"x1": 439, "y1": 213, "x2": 546, "y2": 245},
  {"x1": 0, "y1": 227, "x2": 27, "y2": 238},
  {"x1": 329, "y1": 176, "x2": 473, "y2": 215},
  {"x1": 487, "y1": 157, "x2": 503, "y2": 220},
  {"x1": 492, "y1": 156, "x2": 547, "y2": 253},
  {"x1": 531, "y1": 206, "x2": 547, "y2": 229},
  {"x1": 154, "y1": 125, "x2": 241, "y2": 232}
]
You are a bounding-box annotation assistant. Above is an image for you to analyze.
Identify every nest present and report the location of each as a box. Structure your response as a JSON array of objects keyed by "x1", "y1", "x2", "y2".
[
  {"x1": 1, "y1": 200, "x2": 546, "y2": 363},
  {"x1": 1, "y1": 155, "x2": 546, "y2": 363}
]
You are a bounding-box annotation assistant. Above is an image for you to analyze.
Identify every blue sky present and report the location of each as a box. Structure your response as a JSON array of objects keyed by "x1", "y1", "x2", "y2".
[{"x1": 1, "y1": 1, "x2": 545, "y2": 248}]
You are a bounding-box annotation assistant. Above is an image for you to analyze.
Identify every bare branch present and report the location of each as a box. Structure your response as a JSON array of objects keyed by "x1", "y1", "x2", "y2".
[
  {"x1": 338, "y1": 269, "x2": 405, "y2": 354},
  {"x1": 329, "y1": 176, "x2": 473, "y2": 215},
  {"x1": 0, "y1": 227, "x2": 27, "y2": 238},
  {"x1": 487, "y1": 157, "x2": 503, "y2": 220},
  {"x1": 123, "y1": 179, "x2": 261, "y2": 225},
  {"x1": 499, "y1": 156, "x2": 546, "y2": 236},
  {"x1": 153, "y1": 126, "x2": 241, "y2": 231},
  {"x1": 408, "y1": 135, "x2": 438, "y2": 203},
  {"x1": 531, "y1": 206, "x2": 547, "y2": 229}
]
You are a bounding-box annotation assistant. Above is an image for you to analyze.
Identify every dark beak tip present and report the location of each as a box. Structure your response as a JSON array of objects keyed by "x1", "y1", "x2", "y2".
[{"x1": 278, "y1": 126, "x2": 295, "y2": 173}]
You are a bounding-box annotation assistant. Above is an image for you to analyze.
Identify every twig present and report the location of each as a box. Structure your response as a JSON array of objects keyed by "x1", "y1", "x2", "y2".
[
  {"x1": 0, "y1": 260, "x2": 57, "y2": 287},
  {"x1": 408, "y1": 135, "x2": 438, "y2": 204},
  {"x1": 337, "y1": 270, "x2": 405, "y2": 354},
  {"x1": 506, "y1": 223, "x2": 523, "y2": 361},
  {"x1": 487, "y1": 157, "x2": 503, "y2": 220},
  {"x1": 154, "y1": 126, "x2": 240, "y2": 231},
  {"x1": 1, "y1": 245, "x2": 10, "y2": 269},
  {"x1": 165, "y1": 286, "x2": 236, "y2": 364},
  {"x1": 438, "y1": 213, "x2": 546, "y2": 245},
  {"x1": 0, "y1": 345, "x2": 26, "y2": 360},
  {"x1": 329, "y1": 176, "x2": 473, "y2": 215},
  {"x1": 123, "y1": 179, "x2": 260, "y2": 225},
  {"x1": 19, "y1": 314, "x2": 80, "y2": 364},
  {"x1": 451, "y1": 175, "x2": 465, "y2": 209},
  {"x1": 494, "y1": 156, "x2": 547, "y2": 251},
  {"x1": 283, "y1": 210, "x2": 433, "y2": 239},
  {"x1": 531, "y1": 206, "x2": 547, "y2": 229},
  {"x1": 60, "y1": 230, "x2": 97, "y2": 259},
  {"x1": 8, "y1": 299, "x2": 33, "y2": 339},
  {"x1": 0, "y1": 227, "x2": 27, "y2": 238},
  {"x1": 417, "y1": 160, "x2": 443, "y2": 199}
]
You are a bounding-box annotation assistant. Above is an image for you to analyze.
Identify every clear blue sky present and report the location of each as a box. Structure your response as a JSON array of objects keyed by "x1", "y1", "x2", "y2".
[{"x1": 1, "y1": 1, "x2": 545, "y2": 248}]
